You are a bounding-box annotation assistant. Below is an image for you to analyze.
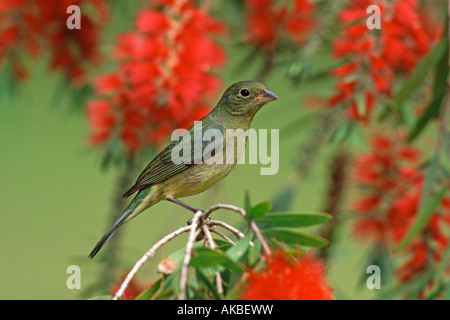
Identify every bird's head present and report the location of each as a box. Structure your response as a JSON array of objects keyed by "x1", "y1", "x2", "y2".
[{"x1": 217, "y1": 81, "x2": 278, "y2": 118}]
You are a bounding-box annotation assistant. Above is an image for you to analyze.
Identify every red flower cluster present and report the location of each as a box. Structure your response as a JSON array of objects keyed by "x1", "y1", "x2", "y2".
[
  {"x1": 244, "y1": 0, "x2": 315, "y2": 50},
  {"x1": 239, "y1": 251, "x2": 334, "y2": 300},
  {"x1": 0, "y1": 0, "x2": 107, "y2": 84},
  {"x1": 329, "y1": 0, "x2": 441, "y2": 121},
  {"x1": 352, "y1": 134, "x2": 450, "y2": 285},
  {"x1": 88, "y1": 0, "x2": 226, "y2": 152}
]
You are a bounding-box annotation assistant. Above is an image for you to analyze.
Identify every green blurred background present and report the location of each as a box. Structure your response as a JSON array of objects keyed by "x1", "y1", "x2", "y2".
[{"x1": 0, "y1": 1, "x2": 376, "y2": 300}]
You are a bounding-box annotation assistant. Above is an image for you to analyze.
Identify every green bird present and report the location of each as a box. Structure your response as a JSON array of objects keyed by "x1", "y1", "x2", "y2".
[{"x1": 89, "y1": 81, "x2": 278, "y2": 258}]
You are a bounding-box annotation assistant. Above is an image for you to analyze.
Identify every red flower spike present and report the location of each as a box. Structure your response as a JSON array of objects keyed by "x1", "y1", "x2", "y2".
[
  {"x1": 87, "y1": 0, "x2": 226, "y2": 152},
  {"x1": 0, "y1": 0, "x2": 108, "y2": 84},
  {"x1": 244, "y1": 0, "x2": 315, "y2": 50},
  {"x1": 328, "y1": 0, "x2": 441, "y2": 121},
  {"x1": 239, "y1": 251, "x2": 334, "y2": 300},
  {"x1": 352, "y1": 133, "x2": 450, "y2": 291}
]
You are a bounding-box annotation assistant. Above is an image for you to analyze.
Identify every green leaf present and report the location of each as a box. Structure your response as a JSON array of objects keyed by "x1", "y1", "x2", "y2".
[
  {"x1": 255, "y1": 212, "x2": 332, "y2": 228},
  {"x1": 152, "y1": 288, "x2": 175, "y2": 300},
  {"x1": 408, "y1": 89, "x2": 445, "y2": 142},
  {"x1": 406, "y1": 269, "x2": 436, "y2": 300},
  {"x1": 396, "y1": 185, "x2": 447, "y2": 251},
  {"x1": 223, "y1": 281, "x2": 246, "y2": 300},
  {"x1": 431, "y1": 245, "x2": 450, "y2": 293},
  {"x1": 135, "y1": 278, "x2": 163, "y2": 300},
  {"x1": 408, "y1": 30, "x2": 450, "y2": 142},
  {"x1": 377, "y1": 268, "x2": 433, "y2": 300},
  {"x1": 329, "y1": 121, "x2": 353, "y2": 145},
  {"x1": 244, "y1": 191, "x2": 252, "y2": 220},
  {"x1": 158, "y1": 271, "x2": 180, "y2": 298},
  {"x1": 157, "y1": 241, "x2": 204, "y2": 272},
  {"x1": 243, "y1": 193, "x2": 271, "y2": 220},
  {"x1": 190, "y1": 248, "x2": 244, "y2": 272},
  {"x1": 195, "y1": 269, "x2": 221, "y2": 300},
  {"x1": 262, "y1": 228, "x2": 329, "y2": 247},
  {"x1": 247, "y1": 238, "x2": 262, "y2": 266},
  {"x1": 393, "y1": 38, "x2": 447, "y2": 109},
  {"x1": 250, "y1": 201, "x2": 272, "y2": 219},
  {"x1": 226, "y1": 234, "x2": 253, "y2": 262}
]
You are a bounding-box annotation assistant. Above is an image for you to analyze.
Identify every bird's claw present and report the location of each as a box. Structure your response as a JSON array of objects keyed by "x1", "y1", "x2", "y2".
[{"x1": 186, "y1": 210, "x2": 210, "y2": 225}]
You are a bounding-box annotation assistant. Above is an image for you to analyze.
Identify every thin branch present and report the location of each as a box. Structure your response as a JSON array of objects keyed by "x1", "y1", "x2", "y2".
[
  {"x1": 202, "y1": 225, "x2": 224, "y2": 297},
  {"x1": 178, "y1": 210, "x2": 203, "y2": 300},
  {"x1": 112, "y1": 225, "x2": 192, "y2": 300},
  {"x1": 249, "y1": 221, "x2": 272, "y2": 257},
  {"x1": 204, "y1": 203, "x2": 246, "y2": 219},
  {"x1": 209, "y1": 220, "x2": 245, "y2": 240},
  {"x1": 210, "y1": 229, "x2": 236, "y2": 245},
  {"x1": 111, "y1": 203, "x2": 270, "y2": 300},
  {"x1": 205, "y1": 204, "x2": 271, "y2": 257},
  {"x1": 202, "y1": 225, "x2": 216, "y2": 249}
]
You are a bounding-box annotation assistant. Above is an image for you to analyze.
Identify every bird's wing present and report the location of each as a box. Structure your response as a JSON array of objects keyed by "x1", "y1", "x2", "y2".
[{"x1": 122, "y1": 123, "x2": 224, "y2": 198}]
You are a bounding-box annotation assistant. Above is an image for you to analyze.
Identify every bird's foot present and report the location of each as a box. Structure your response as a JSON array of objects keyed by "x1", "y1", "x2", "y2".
[{"x1": 186, "y1": 210, "x2": 211, "y2": 225}]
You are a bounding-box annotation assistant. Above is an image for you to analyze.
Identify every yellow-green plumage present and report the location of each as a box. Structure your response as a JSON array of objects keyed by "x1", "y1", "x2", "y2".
[{"x1": 89, "y1": 81, "x2": 277, "y2": 258}]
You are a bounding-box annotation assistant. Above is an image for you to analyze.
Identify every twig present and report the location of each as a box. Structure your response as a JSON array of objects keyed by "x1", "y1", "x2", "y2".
[
  {"x1": 210, "y1": 229, "x2": 236, "y2": 245},
  {"x1": 209, "y1": 220, "x2": 245, "y2": 240},
  {"x1": 202, "y1": 225, "x2": 224, "y2": 297},
  {"x1": 178, "y1": 210, "x2": 203, "y2": 300},
  {"x1": 204, "y1": 203, "x2": 246, "y2": 219},
  {"x1": 112, "y1": 225, "x2": 192, "y2": 300},
  {"x1": 249, "y1": 221, "x2": 272, "y2": 257},
  {"x1": 205, "y1": 204, "x2": 271, "y2": 256},
  {"x1": 111, "y1": 203, "x2": 270, "y2": 300}
]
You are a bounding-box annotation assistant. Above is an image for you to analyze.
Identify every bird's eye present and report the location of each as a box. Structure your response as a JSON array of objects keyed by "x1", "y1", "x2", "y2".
[{"x1": 240, "y1": 89, "x2": 250, "y2": 97}]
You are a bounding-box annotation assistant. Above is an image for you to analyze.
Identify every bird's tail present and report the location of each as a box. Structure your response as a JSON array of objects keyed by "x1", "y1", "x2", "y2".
[{"x1": 88, "y1": 186, "x2": 158, "y2": 259}]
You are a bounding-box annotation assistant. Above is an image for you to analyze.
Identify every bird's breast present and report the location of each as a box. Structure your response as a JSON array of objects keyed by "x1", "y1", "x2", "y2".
[{"x1": 161, "y1": 162, "x2": 236, "y2": 199}]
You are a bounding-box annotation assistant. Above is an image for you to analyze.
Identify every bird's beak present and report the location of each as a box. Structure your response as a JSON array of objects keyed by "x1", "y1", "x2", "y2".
[{"x1": 255, "y1": 88, "x2": 278, "y2": 103}]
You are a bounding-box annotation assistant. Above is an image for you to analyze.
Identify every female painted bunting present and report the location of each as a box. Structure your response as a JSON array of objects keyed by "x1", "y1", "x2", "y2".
[{"x1": 89, "y1": 81, "x2": 278, "y2": 258}]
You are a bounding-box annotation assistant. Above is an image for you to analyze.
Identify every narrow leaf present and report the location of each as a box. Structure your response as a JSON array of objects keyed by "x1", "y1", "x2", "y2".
[
  {"x1": 262, "y1": 228, "x2": 329, "y2": 247},
  {"x1": 190, "y1": 248, "x2": 243, "y2": 272},
  {"x1": 396, "y1": 185, "x2": 447, "y2": 251},
  {"x1": 244, "y1": 191, "x2": 252, "y2": 220},
  {"x1": 393, "y1": 38, "x2": 447, "y2": 109},
  {"x1": 195, "y1": 269, "x2": 221, "y2": 300},
  {"x1": 255, "y1": 212, "x2": 332, "y2": 228},
  {"x1": 226, "y1": 234, "x2": 253, "y2": 262},
  {"x1": 408, "y1": 89, "x2": 445, "y2": 142},
  {"x1": 135, "y1": 278, "x2": 163, "y2": 300},
  {"x1": 250, "y1": 201, "x2": 272, "y2": 219}
]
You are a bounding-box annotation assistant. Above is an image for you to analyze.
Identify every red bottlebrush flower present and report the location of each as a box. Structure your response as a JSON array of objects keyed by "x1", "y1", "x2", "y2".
[
  {"x1": 87, "y1": 0, "x2": 226, "y2": 153},
  {"x1": 87, "y1": 100, "x2": 116, "y2": 144},
  {"x1": 136, "y1": 11, "x2": 170, "y2": 32},
  {"x1": 330, "y1": 62, "x2": 358, "y2": 77},
  {"x1": 352, "y1": 133, "x2": 424, "y2": 242},
  {"x1": 0, "y1": 0, "x2": 108, "y2": 84},
  {"x1": 244, "y1": 0, "x2": 315, "y2": 50},
  {"x1": 328, "y1": 0, "x2": 441, "y2": 121},
  {"x1": 239, "y1": 251, "x2": 334, "y2": 300},
  {"x1": 352, "y1": 133, "x2": 450, "y2": 292},
  {"x1": 352, "y1": 195, "x2": 381, "y2": 213},
  {"x1": 95, "y1": 73, "x2": 123, "y2": 95},
  {"x1": 283, "y1": 0, "x2": 315, "y2": 43}
]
